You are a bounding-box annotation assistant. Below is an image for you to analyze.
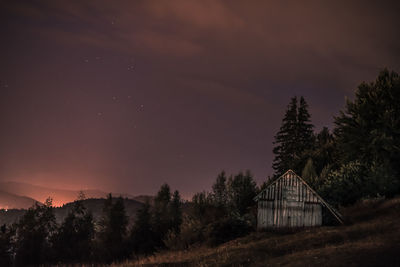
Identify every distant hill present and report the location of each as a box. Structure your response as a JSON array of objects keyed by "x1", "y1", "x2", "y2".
[
  {"x1": 0, "y1": 190, "x2": 39, "y2": 210},
  {"x1": 0, "y1": 197, "x2": 143, "y2": 226},
  {"x1": 0, "y1": 181, "x2": 137, "y2": 206}
]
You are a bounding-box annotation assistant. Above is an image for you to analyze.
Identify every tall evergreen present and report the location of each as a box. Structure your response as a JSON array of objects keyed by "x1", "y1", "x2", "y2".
[
  {"x1": 130, "y1": 201, "x2": 156, "y2": 255},
  {"x1": 272, "y1": 96, "x2": 315, "y2": 176},
  {"x1": 170, "y1": 190, "x2": 182, "y2": 234},
  {"x1": 297, "y1": 96, "x2": 315, "y2": 153},
  {"x1": 97, "y1": 194, "x2": 129, "y2": 262},
  {"x1": 14, "y1": 198, "x2": 57, "y2": 266},
  {"x1": 152, "y1": 184, "x2": 172, "y2": 248},
  {"x1": 52, "y1": 199, "x2": 94, "y2": 262},
  {"x1": 272, "y1": 97, "x2": 298, "y2": 174}
]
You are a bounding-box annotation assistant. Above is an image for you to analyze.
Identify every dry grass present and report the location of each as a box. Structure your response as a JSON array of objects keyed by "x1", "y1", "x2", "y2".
[{"x1": 113, "y1": 197, "x2": 400, "y2": 267}]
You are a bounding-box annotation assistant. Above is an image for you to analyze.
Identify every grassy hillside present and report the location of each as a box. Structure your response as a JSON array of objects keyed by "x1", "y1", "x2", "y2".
[{"x1": 116, "y1": 197, "x2": 400, "y2": 267}]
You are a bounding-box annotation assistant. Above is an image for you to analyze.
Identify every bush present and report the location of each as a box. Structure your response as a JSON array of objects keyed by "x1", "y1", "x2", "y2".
[
  {"x1": 205, "y1": 216, "x2": 252, "y2": 246},
  {"x1": 163, "y1": 216, "x2": 204, "y2": 250},
  {"x1": 319, "y1": 161, "x2": 365, "y2": 206}
]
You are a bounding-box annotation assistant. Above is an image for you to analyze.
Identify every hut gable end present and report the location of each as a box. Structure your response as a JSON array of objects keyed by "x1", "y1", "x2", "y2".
[{"x1": 255, "y1": 170, "x2": 343, "y2": 229}]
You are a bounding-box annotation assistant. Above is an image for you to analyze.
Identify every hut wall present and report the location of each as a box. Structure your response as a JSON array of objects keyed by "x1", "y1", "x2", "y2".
[{"x1": 257, "y1": 172, "x2": 322, "y2": 229}]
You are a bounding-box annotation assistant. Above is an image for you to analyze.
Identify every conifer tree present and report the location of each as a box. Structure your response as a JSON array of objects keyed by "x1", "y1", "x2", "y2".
[
  {"x1": 272, "y1": 97, "x2": 298, "y2": 175},
  {"x1": 130, "y1": 201, "x2": 156, "y2": 255},
  {"x1": 98, "y1": 194, "x2": 129, "y2": 262},
  {"x1": 170, "y1": 190, "x2": 182, "y2": 234},
  {"x1": 14, "y1": 198, "x2": 57, "y2": 266},
  {"x1": 52, "y1": 199, "x2": 94, "y2": 262},
  {"x1": 272, "y1": 96, "x2": 315, "y2": 176},
  {"x1": 297, "y1": 97, "x2": 314, "y2": 150},
  {"x1": 152, "y1": 184, "x2": 172, "y2": 247}
]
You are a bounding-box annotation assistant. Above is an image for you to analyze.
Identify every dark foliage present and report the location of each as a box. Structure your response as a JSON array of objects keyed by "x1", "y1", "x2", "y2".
[
  {"x1": 205, "y1": 216, "x2": 252, "y2": 246},
  {"x1": 273, "y1": 96, "x2": 315, "y2": 176},
  {"x1": 0, "y1": 224, "x2": 13, "y2": 267},
  {"x1": 130, "y1": 201, "x2": 157, "y2": 255},
  {"x1": 96, "y1": 194, "x2": 129, "y2": 262},
  {"x1": 14, "y1": 198, "x2": 57, "y2": 266},
  {"x1": 51, "y1": 199, "x2": 94, "y2": 263}
]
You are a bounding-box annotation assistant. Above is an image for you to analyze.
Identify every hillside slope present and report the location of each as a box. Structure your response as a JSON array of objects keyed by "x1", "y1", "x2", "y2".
[
  {"x1": 0, "y1": 190, "x2": 39, "y2": 209},
  {"x1": 121, "y1": 197, "x2": 400, "y2": 267}
]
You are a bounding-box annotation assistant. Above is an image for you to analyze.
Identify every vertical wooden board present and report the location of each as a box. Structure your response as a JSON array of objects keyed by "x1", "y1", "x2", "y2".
[
  {"x1": 257, "y1": 201, "x2": 262, "y2": 229},
  {"x1": 267, "y1": 201, "x2": 272, "y2": 227},
  {"x1": 304, "y1": 204, "x2": 310, "y2": 227},
  {"x1": 316, "y1": 204, "x2": 322, "y2": 226}
]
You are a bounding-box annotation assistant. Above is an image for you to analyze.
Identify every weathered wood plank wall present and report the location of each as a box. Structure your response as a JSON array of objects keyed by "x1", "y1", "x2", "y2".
[{"x1": 257, "y1": 171, "x2": 322, "y2": 229}]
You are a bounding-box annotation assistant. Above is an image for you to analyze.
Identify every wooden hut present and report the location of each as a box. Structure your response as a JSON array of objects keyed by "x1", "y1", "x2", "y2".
[{"x1": 254, "y1": 170, "x2": 343, "y2": 229}]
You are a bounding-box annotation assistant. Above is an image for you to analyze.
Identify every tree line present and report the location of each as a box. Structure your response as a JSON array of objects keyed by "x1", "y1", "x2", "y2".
[{"x1": 0, "y1": 172, "x2": 259, "y2": 266}]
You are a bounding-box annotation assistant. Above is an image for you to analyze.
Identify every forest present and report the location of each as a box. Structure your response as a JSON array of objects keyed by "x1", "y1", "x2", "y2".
[{"x1": 0, "y1": 69, "x2": 399, "y2": 266}]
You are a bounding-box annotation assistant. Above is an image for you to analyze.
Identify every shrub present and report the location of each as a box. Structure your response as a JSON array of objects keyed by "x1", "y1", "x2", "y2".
[{"x1": 205, "y1": 216, "x2": 252, "y2": 246}]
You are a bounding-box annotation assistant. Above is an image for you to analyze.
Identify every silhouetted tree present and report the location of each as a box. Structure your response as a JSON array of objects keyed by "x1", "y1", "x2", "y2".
[
  {"x1": 170, "y1": 190, "x2": 182, "y2": 234},
  {"x1": 0, "y1": 224, "x2": 13, "y2": 267},
  {"x1": 273, "y1": 96, "x2": 298, "y2": 175},
  {"x1": 97, "y1": 194, "x2": 129, "y2": 262},
  {"x1": 152, "y1": 184, "x2": 172, "y2": 248},
  {"x1": 130, "y1": 200, "x2": 156, "y2": 255},
  {"x1": 211, "y1": 171, "x2": 228, "y2": 212},
  {"x1": 52, "y1": 199, "x2": 94, "y2": 263},
  {"x1": 272, "y1": 96, "x2": 315, "y2": 176},
  {"x1": 14, "y1": 198, "x2": 57, "y2": 266},
  {"x1": 191, "y1": 191, "x2": 216, "y2": 223},
  {"x1": 227, "y1": 170, "x2": 257, "y2": 216}
]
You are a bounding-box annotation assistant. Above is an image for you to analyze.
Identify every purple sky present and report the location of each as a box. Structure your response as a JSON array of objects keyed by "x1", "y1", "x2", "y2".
[{"x1": 1, "y1": 0, "x2": 399, "y2": 198}]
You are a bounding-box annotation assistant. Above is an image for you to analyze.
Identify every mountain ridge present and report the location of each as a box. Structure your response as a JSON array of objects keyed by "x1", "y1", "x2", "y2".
[{"x1": 0, "y1": 181, "x2": 142, "y2": 207}]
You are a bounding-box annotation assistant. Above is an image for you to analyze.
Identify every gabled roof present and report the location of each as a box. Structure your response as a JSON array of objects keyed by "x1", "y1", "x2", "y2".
[{"x1": 254, "y1": 169, "x2": 344, "y2": 224}]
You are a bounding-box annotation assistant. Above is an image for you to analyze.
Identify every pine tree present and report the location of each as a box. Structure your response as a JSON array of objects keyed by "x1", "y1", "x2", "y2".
[
  {"x1": 152, "y1": 184, "x2": 172, "y2": 248},
  {"x1": 297, "y1": 97, "x2": 314, "y2": 150},
  {"x1": 272, "y1": 97, "x2": 298, "y2": 175},
  {"x1": 98, "y1": 194, "x2": 129, "y2": 262},
  {"x1": 170, "y1": 190, "x2": 182, "y2": 234},
  {"x1": 14, "y1": 198, "x2": 57, "y2": 266},
  {"x1": 52, "y1": 199, "x2": 94, "y2": 262},
  {"x1": 272, "y1": 96, "x2": 315, "y2": 176},
  {"x1": 130, "y1": 201, "x2": 156, "y2": 255}
]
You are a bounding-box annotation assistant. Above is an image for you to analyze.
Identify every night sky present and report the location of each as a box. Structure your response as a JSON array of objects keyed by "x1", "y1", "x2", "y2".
[{"x1": 1, "y1": 0, "x2": 399, "y2": 198}]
